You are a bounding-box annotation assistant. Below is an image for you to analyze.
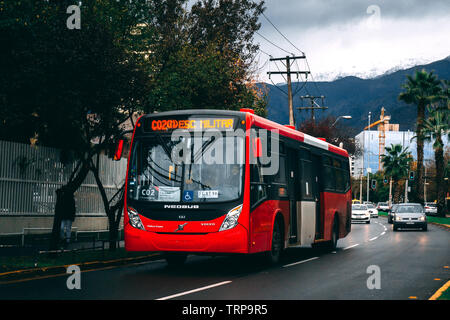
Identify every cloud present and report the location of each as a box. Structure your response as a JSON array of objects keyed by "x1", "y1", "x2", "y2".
[
  {"x1": 261, "y1": 0, "x2": 450, "y2": 30},
  {"x1": 256, "y1": 0, "x2": 450, "y2": 82}
]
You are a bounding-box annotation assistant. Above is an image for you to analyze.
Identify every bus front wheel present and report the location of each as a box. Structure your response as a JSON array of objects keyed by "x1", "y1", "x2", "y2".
[{"x1": 264, "y1": 218, "x2": 283, "y2": 265}]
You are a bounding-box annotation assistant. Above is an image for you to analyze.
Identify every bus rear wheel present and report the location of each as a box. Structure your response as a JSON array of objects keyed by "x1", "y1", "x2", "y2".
[
  {"x1": 264, "y1": 219, "x2": 283, "y2": 265},
  {"x1": 325, "y1": 216, "x2": 339, "y2": 251}
]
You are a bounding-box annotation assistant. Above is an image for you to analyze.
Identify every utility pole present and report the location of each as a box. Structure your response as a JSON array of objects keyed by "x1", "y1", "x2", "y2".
[
  {"x1": 424, "y1": 166, "x2": 427, "y2": 203},
  {"x1": 389, "y1": 177, "x2": 393, "y2": 207},
  {"x1": 366, "y1": 112, "x2": 371, "y2": 203},
  {"x1": 297, "y1": 95, "x2": 327, "y2": 124},
  {"x1": 405, "y1": 170, "x2": 409, "y2": 203},
  {"x1": 359, "y1": 168, "x2": 363, "y2": 203},
  {"x1": 267, "y1": 55, "x2": 310, "y2": 126}
]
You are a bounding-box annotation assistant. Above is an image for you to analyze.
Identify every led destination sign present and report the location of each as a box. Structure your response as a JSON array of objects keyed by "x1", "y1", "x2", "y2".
[{"x1": 148, "y1": 118, "x2": 235, "y2": 131}]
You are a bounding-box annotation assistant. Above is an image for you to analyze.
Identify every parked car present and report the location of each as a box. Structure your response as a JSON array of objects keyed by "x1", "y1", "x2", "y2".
[
  {"x1": 366, "y1": 204, "x2": 378, "y2": 218},
  {"x1": 351, "y1": 204, "x2": 371, "y2": 224},
  {"x1": 388, "y1": 204, "x2": 399, "y2": 224},
  {"x1": 377, "y1": 202, "x2": 390, "y2": 212},
  {"x1": 393, "y1": 203, "x2": 427, "y2": 231},
  {"x1": 424, "y1": 202, "x2": 438, "y2": 216}
]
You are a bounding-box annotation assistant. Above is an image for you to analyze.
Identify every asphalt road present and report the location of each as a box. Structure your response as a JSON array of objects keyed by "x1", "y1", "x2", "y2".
[{"x1": 1, "y1": 217, "x2": 449, "y2": 300}]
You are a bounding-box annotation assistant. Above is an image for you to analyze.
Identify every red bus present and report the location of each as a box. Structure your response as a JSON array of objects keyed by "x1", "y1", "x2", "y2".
[{"x1": 120, "y1": 109, "x2": 351, "y2": 265}]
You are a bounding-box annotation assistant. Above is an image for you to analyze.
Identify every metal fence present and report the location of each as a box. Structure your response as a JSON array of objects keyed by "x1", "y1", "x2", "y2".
[{"x1": 0, "y1": 140, "x2": 128, "y2": 216}]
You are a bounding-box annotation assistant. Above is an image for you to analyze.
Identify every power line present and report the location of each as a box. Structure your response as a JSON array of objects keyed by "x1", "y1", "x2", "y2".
[
  {"x1": 261, "y1": 12, "x2": 305, "y2": 55},
  {"x1": 255, "y1": 31, "x2": 294, "y2": 56},
  {"x1": 258, "y1": 47, "x2": 272, "y2": 58},
  {"x1": 304, "y1": 57, "x2": 323, "y2": 97},
  {"x1": 260, "y1": 11, "x2": 323, "y2": 98}
]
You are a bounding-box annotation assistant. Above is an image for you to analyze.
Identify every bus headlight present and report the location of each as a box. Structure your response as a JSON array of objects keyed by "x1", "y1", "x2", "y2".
[
  {"x1": 219, "y1": 205, "x2": 243, "y2": 231},
  {"x1": 127, "y1": 207, "x2": 145, "y2": 230}
]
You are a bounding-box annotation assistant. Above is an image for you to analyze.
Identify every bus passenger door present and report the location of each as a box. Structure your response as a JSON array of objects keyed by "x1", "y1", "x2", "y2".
[
  {"x1": 287, "y1": 149, "x2": 299, "y2": 244},
  {"x1": 312, "y1": 154, "x2": 323, "y2": 239}
]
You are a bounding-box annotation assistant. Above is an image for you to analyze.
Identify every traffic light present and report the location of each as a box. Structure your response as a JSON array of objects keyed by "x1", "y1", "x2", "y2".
[
  {"x1": 371, "y1": 179, "x2": 377, "y2": 189},
  {"x1": 383, "y1": 177, "x2": 388, "y2": 184},
  {"x1": 409, "y1": 171, "x2": 415, "y2": 180}
]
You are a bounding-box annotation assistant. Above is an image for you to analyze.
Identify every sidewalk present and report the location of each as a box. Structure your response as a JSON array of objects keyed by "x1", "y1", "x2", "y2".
[
  {"x1": 0, "y1": 236, "x2": 161, "y2": 283},
  {"x1": 0, "y1": 234, "x2": 124, "y2": 257}
]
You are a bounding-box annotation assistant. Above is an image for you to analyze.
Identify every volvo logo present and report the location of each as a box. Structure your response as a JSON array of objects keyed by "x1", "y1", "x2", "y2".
[{"x1": 175, "y1": 223, "x2": 188, "y2": 232}]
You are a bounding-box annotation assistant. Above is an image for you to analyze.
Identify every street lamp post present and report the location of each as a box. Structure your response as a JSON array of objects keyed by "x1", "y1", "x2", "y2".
[
  {"x1": 424, "y1": 159, "x2": 432, "y2": 204},
  {"x1": 331, "y1": 115, "x2": 352, "y2": 127}
]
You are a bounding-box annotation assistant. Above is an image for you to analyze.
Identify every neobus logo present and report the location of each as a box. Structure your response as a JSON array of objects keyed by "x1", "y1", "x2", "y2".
[{"x1": 164, "y1": 204, "x2": 199, "y2": 209}]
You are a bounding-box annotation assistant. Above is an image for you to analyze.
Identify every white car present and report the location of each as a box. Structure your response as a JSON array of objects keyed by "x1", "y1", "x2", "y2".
[
  {"x1": 377, "y1": 202, "x2": 390, "y2": 212},
  {"x1": 352, "y1": 204, "x2": 371, "y2": 224},
  {"x1": 424, "y1": 203, "x2": 438, "y2": 216},
  {"x1": 366, "y1": 204, "x2": 379, "y2": 218}
]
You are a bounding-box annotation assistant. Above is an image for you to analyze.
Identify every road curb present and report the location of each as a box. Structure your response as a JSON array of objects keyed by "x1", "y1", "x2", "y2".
[
  {"x1": 429, "y1": 222, "x2": 450, "y2": 230},
  {"x1": 0, "y1": 253, "x2": 161, "y2": 284},
  {"x1": 429, "y1": 279, "x2": 450, "y2": 300}
]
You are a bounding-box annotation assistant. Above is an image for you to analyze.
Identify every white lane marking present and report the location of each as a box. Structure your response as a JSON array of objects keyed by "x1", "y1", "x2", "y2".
[
  {"x1": 343, "y1": 244, "x2": 359, "y2": 250},
  {"x1": 381, "y1": 231, "x2": 386, "y2": 235},
  {"x1": 369, "y1": 237, "x2": 378, "y2": 241},
  {"x1": 283, "y1": 257, "x2": 319, "y2": 268},
  {"x1": 155, "y1": 281, "x2": 232, "y2": 300}
]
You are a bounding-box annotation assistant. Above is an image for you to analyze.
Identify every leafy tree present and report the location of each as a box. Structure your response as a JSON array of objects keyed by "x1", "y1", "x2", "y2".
[
  {"x1": 297, "y1": 116, "x2": 357, "y2": 155},
  {"x1": 398, "y1": 69, "x2": 442, "y2": 204},
  {"x1": 1, "y1": 0, "x2": 268, "y2": 249},
  {"x1": 419, "y1": 107, "x2": 449, "y2": 216},
  {"x1": 147, "y1": 0, "x2": 267, "y2": 114},
  {"x1": 381, "y1": 144, "x2": 413, "y2": 203},
  {"x1": 0, "y1": 1, "x2": 154, "y2": 249}
]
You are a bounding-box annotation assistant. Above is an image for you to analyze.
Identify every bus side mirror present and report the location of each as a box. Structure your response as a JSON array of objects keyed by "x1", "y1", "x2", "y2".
[
  {"x1": 113, "y1": 139, "x2": 124, "y2": 161},
  {"x1": 252, "y1": 137, "x2": 262, "y2": 158}
]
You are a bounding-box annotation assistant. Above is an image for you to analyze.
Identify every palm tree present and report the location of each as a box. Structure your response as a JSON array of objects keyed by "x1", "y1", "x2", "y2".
[
  {"x1": 381, "y1": 144, "x2": 413, "y2": 203},
  {"x1": 399, "y1": 69, "x2": 442, "y2": 204},
  {"x1": 421, "y1": 107, "x2": 450, "y2": 216}
]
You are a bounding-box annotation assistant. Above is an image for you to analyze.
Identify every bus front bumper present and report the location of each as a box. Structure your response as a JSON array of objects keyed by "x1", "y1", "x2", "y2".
[{"x1": 125, "y1": 224, "x2": 249, "y2": 254}]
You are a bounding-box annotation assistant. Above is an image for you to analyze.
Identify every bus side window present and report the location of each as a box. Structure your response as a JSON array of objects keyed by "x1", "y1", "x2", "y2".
[
  {"x1": 335, "y1": 168, "x2": 344, "y2": 192},
  {"x1": 250, "y1": 162, "x2": 267, "y2": 207},
  {"x1": 250, "y1": 128, "x2": 268, "y2": 207},
  {"x1": 342, "y1": 160, "x2": 351, "y2": 192},
  {"x1": 273, "y1": 155, "x2": 287, "y2": 184},
  {"x1": 322, "y1": 156, "x2": 336, "y2": 191}
]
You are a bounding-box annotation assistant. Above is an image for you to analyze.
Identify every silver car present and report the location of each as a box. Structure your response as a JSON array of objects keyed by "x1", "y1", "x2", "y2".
[{"x1": 393, "y1": 204, "x2": 427, "y2": 231}]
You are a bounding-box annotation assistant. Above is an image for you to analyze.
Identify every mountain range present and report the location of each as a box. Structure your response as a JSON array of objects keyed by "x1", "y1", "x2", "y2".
[{"x1": 264, "y1": 56, "x2": 450, "y2": 132}]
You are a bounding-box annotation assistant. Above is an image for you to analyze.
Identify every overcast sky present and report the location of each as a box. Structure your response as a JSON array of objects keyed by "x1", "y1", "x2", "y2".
[{"x1": 255, "y1": 0, "x2": 450, "y2": 82}]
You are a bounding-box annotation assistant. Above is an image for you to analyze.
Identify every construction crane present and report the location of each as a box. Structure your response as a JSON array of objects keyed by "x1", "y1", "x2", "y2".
[{"x1": 364, "y1": 107, "x2": 391, "y2": 171}]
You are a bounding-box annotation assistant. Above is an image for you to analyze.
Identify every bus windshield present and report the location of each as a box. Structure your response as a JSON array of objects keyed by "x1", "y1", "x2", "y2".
[{"x1": 127, "y1": 133, "x2": 244, "y2": 203}]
